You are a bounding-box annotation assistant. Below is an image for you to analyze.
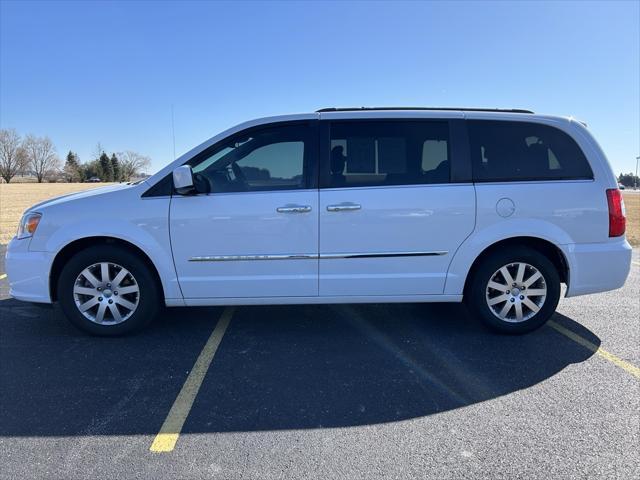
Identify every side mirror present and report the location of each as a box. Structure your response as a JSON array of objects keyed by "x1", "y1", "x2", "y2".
[{"x1": 173, "y1": 165, "x2": 195, "y2": 194}]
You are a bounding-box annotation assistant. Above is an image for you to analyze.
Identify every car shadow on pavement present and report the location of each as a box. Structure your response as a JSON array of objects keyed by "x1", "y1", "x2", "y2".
[{"x1": 0, "y1": 299, "x2": 598, "y2": 437}]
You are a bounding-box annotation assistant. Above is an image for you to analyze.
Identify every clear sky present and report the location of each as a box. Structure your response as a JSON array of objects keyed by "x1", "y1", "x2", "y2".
[{"x1": 1, "y1": 0, "x2": 638, "y2": 175}]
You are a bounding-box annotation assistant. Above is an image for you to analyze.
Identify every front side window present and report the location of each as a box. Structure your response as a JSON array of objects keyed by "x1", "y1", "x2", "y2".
[
  {"x1": 326, "y1": 121, "x2": 450, "y2": 188},
  {"x1": 190, "y1": 124, "x2": 312, "y2": 193},
  {"x1": 468, "y1": 120, "x2": 593, "y2": 182}
]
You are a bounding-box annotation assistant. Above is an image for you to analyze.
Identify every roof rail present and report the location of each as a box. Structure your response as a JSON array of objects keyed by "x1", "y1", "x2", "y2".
[{"x1": 316, "y1": 107, "x2": 534, "y2": 114}]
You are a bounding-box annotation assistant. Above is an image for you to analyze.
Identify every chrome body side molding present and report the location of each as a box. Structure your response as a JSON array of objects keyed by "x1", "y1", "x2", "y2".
[
  {"x1": 189, "y1": 251, "x2": 448, "y2": 262},
  {"x1": 189, "y1": 254, "x2": 315, "y2": 262},
  {"x1": 319, "y1": 251, "x2": 448, "y2": 259}
]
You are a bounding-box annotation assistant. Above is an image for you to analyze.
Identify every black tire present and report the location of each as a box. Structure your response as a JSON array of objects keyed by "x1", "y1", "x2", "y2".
[
  {"x1": 465, "y1": 247, "x2": 561, "y2": 334},
  {"x1": 58, "y1": 244, "x2": 160, "y2": 336}
]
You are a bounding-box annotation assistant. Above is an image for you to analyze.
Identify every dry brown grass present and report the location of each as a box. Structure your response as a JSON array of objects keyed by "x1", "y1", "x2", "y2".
[
  {"x1": 0, "y1": 183, "x2": 115, "y2": 244},
  {"x1": 1, "y1": 183, "x2": 638, "y2": 247},
  {"x1": 622, "y1": 191, "x2": 639, "y2": 247}
]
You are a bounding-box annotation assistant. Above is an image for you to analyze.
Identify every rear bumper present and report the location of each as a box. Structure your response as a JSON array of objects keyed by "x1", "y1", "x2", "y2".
[
  {"x1": 5, "y1": 237, "x2": 53, "y2": 304},
  {"x1": 561, "y1": 239, "x2": 632, "y2": 297}
]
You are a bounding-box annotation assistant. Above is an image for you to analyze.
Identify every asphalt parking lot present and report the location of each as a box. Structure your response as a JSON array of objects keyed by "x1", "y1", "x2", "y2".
[{"x1": 0, "y1": 250, "x2": 638, "y2": 480}]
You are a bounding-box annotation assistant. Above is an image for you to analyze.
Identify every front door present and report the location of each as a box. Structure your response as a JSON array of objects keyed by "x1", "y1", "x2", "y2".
[
  {"x1": 319, "y1": 119, "x2": 476, "y2": 297},
  {"x1": 170, "y1": 121, "x2": 319, "y2": 299}
]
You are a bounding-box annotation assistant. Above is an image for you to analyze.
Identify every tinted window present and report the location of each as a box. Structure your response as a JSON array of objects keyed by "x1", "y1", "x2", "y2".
[
  {"x1": 326, "y1": 121, "x2": 450, "y2": 188},
  {"x1": 468, "y1": 121, "x2": 593, "y2": 182},
  {"x1": 190, "y1": 124, "x2": 312, "y2": 192}
]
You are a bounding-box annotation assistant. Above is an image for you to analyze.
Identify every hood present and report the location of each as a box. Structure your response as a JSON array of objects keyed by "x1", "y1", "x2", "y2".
[{"x1": 26, "y1": 183, "x2": 135, "y2": 213}]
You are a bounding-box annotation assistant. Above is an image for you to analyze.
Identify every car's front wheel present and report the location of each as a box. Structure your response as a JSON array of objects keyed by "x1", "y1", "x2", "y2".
[
  {"x1": 466, "y1": 247, "x2": 561, "y2": 334},
  {"x1": 58, "y1": 245, "x2": 159, "y2": 335}
]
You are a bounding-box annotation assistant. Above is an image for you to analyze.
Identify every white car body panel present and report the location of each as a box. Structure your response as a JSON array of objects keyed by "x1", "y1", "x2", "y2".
[
  {"x1": 443, "y1": 179, "x2": 612, "y2": 295},
  {"x1": 4, "y1": 238, "x2": 53, "y2": 303},
  {"x1": 559, "y1": 239, "x2": 631, "y2": 296},
  {"x1": 4, "y1": 109, "x2": 632, "y2": 310},
  {"x1": 319, "y1": 184, "x2": 475, "y2": 296},
  {"x1": 170, "y1": 190, "x2": 319, "y2": 298}
]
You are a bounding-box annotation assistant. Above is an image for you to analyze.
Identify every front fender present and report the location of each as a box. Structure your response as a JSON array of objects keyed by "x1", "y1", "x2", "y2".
[{"x1": 28, "y1": 194, "x2": 183, "y2": 304}]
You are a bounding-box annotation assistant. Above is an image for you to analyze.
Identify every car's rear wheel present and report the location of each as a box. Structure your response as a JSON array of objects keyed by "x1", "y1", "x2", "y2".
[
  {"x1": 466, "y1": 247, "x2": 561, "y2": 334},
  {"x1": 58, "y1": 245, "x2": 159, "y2": 335}
]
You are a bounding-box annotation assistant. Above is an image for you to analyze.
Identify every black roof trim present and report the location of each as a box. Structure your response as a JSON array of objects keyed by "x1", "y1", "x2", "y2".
[{"x1": 316, "y1": 107, "x2": 534, "y2": 114}]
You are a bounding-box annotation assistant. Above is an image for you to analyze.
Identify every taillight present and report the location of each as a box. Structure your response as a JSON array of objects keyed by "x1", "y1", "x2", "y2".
[{"x1": 606, "y1": 189, "x2": 626, "y2": 237}]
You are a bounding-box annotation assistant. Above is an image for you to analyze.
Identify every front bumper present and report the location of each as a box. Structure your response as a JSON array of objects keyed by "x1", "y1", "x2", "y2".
[
  {"x1": 561, "y1": 238, "x2": 632, "y2": 297},
  {"x1": 5, "y1": 237, "x2": 54, "y2": 304}
]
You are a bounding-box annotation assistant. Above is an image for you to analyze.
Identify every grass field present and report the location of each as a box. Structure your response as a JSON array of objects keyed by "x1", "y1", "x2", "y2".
[
  {"x1": 623, "y1": 191, "x2": 639, "y2": 246},
  {"x1": 0, "y1": 183, "x2": 638, "y2": 246}
]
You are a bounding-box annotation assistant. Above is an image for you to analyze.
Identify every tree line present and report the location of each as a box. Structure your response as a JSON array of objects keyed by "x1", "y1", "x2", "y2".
[
  {"x1": 0, "y1": 128, "x2": 151, "y2": 183},
  {"x1": 63, "y1": 149, "x2": 151, "y2": 183},
  {"x1": 618, "y1": 172, "x2": 640, "y2": 188}
]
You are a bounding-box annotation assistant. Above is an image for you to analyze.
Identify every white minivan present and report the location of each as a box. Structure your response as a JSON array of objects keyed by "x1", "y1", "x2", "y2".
[{"x1": 6, "y1": 108, "x2": 632, "y2": 335}]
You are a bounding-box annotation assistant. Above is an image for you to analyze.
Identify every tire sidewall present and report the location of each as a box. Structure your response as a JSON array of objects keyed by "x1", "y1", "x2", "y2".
[
  {"x1": 468, "y1": 247, "x2": 561, "y2": 334},
  {"x1": 58, "y1": 245, "x2": 159, "y2": 336}
]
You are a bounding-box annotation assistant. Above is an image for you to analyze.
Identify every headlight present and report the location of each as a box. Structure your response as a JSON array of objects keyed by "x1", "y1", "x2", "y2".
[{"x1": 16, "y1": 212, "x2": 42, "y2": 239}]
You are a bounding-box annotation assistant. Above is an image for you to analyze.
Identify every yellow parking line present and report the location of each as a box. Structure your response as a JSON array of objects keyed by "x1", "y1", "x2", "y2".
[
  {"x1": 150, "y1": 307, "x2": 235, "y2": 453},
  {"x1": 0, "y1": 273, "x2": 6, "y2": 280},
  {"x1": 548, "y1": 320, "x2": 640, "y2": 379},
  {"x1": 632, "y1": 261, "x2": 640, "y2": 267}
]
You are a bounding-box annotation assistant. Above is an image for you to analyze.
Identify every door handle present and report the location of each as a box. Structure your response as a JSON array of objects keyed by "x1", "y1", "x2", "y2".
[
  {"x1": 276, "y1": 205, "x2": 312, "y2": 213},
  {"x1": 326, "y1": 203, "x2": 362, "y2": 212}
]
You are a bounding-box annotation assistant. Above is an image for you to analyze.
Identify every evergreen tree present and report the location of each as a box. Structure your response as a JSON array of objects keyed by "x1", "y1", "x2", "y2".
[
  {"x1": 84, "y1": 160, "x2": 101, "y2": 180},
  {"x1": 99, "y1": 152, "x2": 114, "y2": 181},
  {"x1": 63, "y1": 151, "x2": 80, "y2": 182},
  {"x1": 110, "y1": 153, "x2": 121, "y2": 182}
]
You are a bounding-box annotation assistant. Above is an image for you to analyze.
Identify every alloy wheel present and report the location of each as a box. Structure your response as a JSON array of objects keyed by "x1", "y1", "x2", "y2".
[
  {"x1": 72, "y1": 262, "x2": 140, "y2": 324},
  {"x1": 485, "y1": 262, "x2": 547, "y2": 323}
]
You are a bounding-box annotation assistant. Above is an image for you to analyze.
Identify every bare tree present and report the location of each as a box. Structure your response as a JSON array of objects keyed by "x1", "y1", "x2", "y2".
[
  {"x1": 0, "y1": 129, "x2": 28, "y2": 183},
  {"x1": 92, "y1": 142, "x2": 105, "y2": 161},
  {"x1": 118, "y1": 150, "x2": 151, "y2": 181},
  {"x1": 23, "y1": 135, "x2": 61, "y2": 183}
]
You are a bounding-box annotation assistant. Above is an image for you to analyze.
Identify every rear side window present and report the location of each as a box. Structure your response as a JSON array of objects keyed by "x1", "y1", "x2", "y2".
[
  {"x1": 326, "y1": 121, "x2": 450, "y2": 188},
  {"x1": 468, "y1": 121, "x2": 593, "y2": 182}
]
